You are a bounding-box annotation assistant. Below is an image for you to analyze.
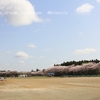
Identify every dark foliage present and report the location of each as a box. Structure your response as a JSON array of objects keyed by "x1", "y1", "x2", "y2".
[{"x1": 54, "y1": 59, "x2": 100, "y2": 66}]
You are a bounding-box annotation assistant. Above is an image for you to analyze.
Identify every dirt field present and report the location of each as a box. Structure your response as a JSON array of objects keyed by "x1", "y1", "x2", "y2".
[{"x1": 0, "y1": 77, "x2": 100, "y2": 100}]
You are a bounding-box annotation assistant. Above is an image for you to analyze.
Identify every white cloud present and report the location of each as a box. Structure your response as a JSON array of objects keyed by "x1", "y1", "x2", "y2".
[
  {"x1": 28, "y1": 44, "x2": 36, "y2": 48},
  {"x1": 97, "y1": 0, "x2": 100, "y2": 3},
  {"x1": 74, "y1": 48, "x2": 97, "y2": 54},
  {"x1": 0, "y1": 0, "x2": 42, "y2": 26},
  {"x1": 76, "y1": 3, "x2": 94, "y2": 14},
  {"x1": 15, "y1": 51, "x2": 30, "y2": 58}
]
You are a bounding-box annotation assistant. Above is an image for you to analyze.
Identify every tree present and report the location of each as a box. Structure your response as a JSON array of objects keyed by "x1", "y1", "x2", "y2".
[
  {"x1": 36, "y1": 69, "x2": 40, "y2": 72},
  {"x1": 42, "y1": 69, "x2": 45, "y2": 72},
  {"x1": 31, "y1": 69, "x2": 34, "y2": 72}
]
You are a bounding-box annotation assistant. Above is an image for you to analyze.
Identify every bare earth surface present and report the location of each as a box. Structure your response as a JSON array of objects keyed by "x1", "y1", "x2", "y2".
[{"x1": 0, "y1": 77, "x2": 100, "y2": 100}]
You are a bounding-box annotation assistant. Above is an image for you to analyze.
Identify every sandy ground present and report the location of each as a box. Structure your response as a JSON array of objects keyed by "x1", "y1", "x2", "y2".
[{"x1": 0, "y1": 77, "x2": 100, "y2": 100}]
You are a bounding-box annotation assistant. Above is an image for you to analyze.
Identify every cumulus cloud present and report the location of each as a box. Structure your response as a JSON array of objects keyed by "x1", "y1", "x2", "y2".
[
  {"x1": 28, "y1": 44, "x2": 36, "y2": 48},
  {"x1": 15, "y1": 51, "x2": 30, "y2": 58},
  {"x1": 74, "y1": 48, "x2": 97, "y2": 54},
  {"x1": 97, "y1": 0, "x2": 100, "y2": 3},
  {"x1": 0, "y1": 0, "x2": 42, "y2": 26},
  {"x1": 76, "y1": 3, "x2": 94, "y2": 14}
]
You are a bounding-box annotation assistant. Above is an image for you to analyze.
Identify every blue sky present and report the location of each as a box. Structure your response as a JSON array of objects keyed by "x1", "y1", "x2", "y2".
[{"x1": 0, "y1": 0, "x2": 100, "y2": 71}]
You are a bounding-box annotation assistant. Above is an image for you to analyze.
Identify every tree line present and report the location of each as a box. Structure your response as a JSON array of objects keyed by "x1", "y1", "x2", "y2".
[
  {"x1": 54, "y1": 59, "x2": 100, "y2": 66},
  {"x1": 0, "y1": 59, "x2": 100, "y2": 77}
]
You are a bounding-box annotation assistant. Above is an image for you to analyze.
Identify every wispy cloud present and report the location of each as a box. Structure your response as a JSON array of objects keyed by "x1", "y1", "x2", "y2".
[
  {"x1": 76, "y1": 3, "x2": 94, "y2": 14},
  {"x1": 97, "y1": 0, "x2": 100, "y2": 3},
  {"x1": 15, "y1": 51, "x2": 31, "y2": 58},
  {"x1": 74, "y1": 48, "x2": 97, "y2": 54},
  {"x1": 0, "y1": 0, "x2": 42, "y2": 26},
  {"x1": 28, "y1": 44, "x2": 36, "y2": 48}
]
